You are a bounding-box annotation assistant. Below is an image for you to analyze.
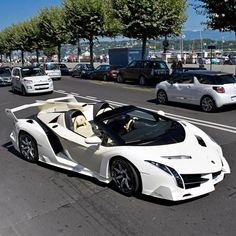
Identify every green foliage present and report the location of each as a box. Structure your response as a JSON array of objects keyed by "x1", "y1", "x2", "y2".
[
  {"x1": 112, "y1": 0, "x2": 187, "y2": 38},
  {"x1": 63, "y1": 0, "x2": 121, "y2": 65},
  {"x1": 112, "y1": 0, "x2": 187, "y2": 58},
  {"x1": 194, "y1": 0, "x2": 236, "y2": 33}
]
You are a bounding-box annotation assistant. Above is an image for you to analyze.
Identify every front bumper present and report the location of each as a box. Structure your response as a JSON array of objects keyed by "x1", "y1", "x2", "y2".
[{"x1": 141, "y1": 156, "x2": 230, "y2": 201}]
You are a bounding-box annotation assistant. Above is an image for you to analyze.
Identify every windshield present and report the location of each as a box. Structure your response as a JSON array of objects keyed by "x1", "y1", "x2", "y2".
[
  {"x1": 22, "y1": 68, "x2": 46, "y2": 77},
  {"x1": 0, "y1": 68, "x2": 11, "y2": 77},
  {"x1": 101, "y1": 108, "x2": 185, "y2": 146}
]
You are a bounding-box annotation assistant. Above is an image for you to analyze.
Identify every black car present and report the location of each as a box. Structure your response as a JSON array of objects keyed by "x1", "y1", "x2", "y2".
[
  {"x1": 71, "y1": 63, "x2": 94, "y2": 78},
  {"x1": 90, "y1": 64, "x2": 122, "y2": 81},
  {"x1": 117, "y1": 60, "x2": 169, "y2": 85},
  {"x1": 58, "y1": 63, "x2": 70, "y2": 75}
]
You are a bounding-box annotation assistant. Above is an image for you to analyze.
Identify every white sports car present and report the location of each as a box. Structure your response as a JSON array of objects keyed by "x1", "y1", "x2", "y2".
[{"x1": 5, "y1": 96, "x2": 230, "y2": 201}]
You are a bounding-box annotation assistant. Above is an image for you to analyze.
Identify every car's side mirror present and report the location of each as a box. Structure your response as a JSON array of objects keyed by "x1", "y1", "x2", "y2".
[{"x1": 85, "y1": 136, "x2": 102, "y2": 145}]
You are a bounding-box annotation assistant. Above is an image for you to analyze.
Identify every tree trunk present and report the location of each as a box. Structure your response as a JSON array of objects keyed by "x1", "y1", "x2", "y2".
[
  {"x1": 57, "y1": 45, "x2": 61, "y2": 62},
  {"x1": 89, "y1": 36, "x2": 94, "y2": 67},
  {"x1": 141, "y1": 36, "x2": 147, "y2": 60},
  {"x1": 77, "y1": 38, "x2": 81, "y2": 63},
  {"x1": 21, "y1": 50, "x2": 24, "y2": 66},
  {"x1": 9, "y1": 52, "x2": 12, "y2": 67},
  {"x1": 36, "y1": 49, "x2": 40, "y2": 64}
]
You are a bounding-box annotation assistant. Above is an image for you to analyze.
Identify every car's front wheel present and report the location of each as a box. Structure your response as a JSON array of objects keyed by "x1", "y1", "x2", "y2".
[
  {"x1": 201, "y1": 96, "x2": 216, "y2": 112},
  {"x1": 19, "y1": 132, "x2": 38, "y2": 163},
  {"x1": 110, "y1": 157, "x2": 140, "y2": 196},
  {"x1": 21, "y1": 86, "x2": 27, "y2": 96},
  {"x1": 156, "y1": 90, "x2": 168, "y2": 104}
]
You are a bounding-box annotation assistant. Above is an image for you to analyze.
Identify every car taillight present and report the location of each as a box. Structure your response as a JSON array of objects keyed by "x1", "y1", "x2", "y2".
[
  {"x1": 212, "y1": 86, "x2": 225, "y2": 93},
  {"x1": 108, "y1": 70, "x2": 113, "y2": 76}
]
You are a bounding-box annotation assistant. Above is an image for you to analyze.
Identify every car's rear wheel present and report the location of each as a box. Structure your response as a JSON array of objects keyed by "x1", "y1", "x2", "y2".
[
  {"x1": 157, "y1": 90, "x2": 168, "y2": 104},
  {"x1": 201, "y1": 96, "x2": 216, "y2": 112},
  {"x1": 139, "y1": 76, "x2": 146, "y2": 85},
  {"x1": 110, "y1": 157, "x2": 140, "y2": 196},
  {"x1": 19, "y1": 132, "x2": 38, "y2": 163},
  {"x1": 117, "y1": 74, "x2": 124, "y2": 83}
]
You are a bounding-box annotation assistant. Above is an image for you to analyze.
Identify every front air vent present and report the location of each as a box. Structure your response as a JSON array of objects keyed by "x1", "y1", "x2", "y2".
[{"x1": 195, "y1": 135, "x2": 206, "y2": 147}]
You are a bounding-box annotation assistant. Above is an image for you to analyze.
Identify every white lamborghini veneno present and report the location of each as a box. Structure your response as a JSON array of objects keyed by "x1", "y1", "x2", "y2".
[{"x1": 5, "y1": 96, "x2": 230, "y2": 201}]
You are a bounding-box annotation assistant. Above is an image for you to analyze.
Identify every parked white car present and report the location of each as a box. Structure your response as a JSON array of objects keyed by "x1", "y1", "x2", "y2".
[
  {"x1": 156, "y1": 71, "x2": 236, "y2": 112},
  {"x1": 42, "y1": 62, "x2": 61, "y2": 80},
  {"x1": 11, "y1": 66, "x2": 53, "y2": 95}
]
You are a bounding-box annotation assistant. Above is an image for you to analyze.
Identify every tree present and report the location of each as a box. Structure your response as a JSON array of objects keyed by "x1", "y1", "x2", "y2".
[
  {"x1": 112, "y1": 0, "x2": 187, "y2": 59},
  {"x1": 194, "y1": 0, "x2": 236, "y2": 35},
  {"x1": 63, "y1": 0, "x2": 121, "y2": 66},
  {"x1": 24, "y1": 17, "x2": 46, "y2": 63},
  {"x1": 38, "y1": 6, "x2": 69, "y2": 62}
]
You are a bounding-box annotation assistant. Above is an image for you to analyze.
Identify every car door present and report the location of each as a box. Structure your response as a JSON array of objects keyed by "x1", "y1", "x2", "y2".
[
  {"x1": 12, "y1": 68, "x2": 22, "y2": 90},
  {"x1": 169, "y1": 75, "x2": 195, "y2": 103},
  {"x1": 122, "y1": 61, "x2": 137, "y2": 79},
  {"x1": 47, "y1": 123, "x2": 104, "y2": 173}
]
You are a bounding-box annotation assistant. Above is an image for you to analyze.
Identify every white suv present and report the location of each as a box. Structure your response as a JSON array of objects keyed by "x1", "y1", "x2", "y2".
[
  {"x1": 156, "y1": 70, "x2": 236, "y2": 112},
  {"x1": 11, "y1": 66, "x2": 53, "y2": 95}
]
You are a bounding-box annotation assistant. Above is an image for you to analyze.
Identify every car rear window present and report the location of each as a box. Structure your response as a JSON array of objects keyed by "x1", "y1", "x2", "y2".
[
  {"x1": 146, "y1": 61, "x2": 168, "y2": 69},
  {"x1": 45, "y1": 64, "x2": 60, "y2": 70},
  {"x1": 197, "y1": 75, "x2": 236, "y2": 85}
]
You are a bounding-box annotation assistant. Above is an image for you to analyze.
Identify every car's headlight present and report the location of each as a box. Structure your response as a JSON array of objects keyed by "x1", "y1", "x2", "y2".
[
  {"x1": 48, "y1": 78, "x2": 52, "y2": 82},
  {"x1": 24, "y1": 79, "x2": 33, "y2": 84},
  {"x1": 145, "y1": 160, "x2": 184, "y2": 188},
  {"x1": 161, "y1": 155, "x2": 192, "y2": 160}
]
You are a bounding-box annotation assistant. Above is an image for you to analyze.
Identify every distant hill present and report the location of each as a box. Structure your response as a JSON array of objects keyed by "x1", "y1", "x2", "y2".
[{"x1": 182, "y1": 30, "x2": 235, "y2": 41}]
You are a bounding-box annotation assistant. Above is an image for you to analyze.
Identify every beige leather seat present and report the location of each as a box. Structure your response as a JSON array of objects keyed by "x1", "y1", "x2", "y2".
[{"x1": 73, "y1": 115, "x2": 94, "y2": 138}]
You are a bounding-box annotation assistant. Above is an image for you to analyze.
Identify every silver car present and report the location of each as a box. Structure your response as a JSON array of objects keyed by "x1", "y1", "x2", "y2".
[{"x1": 0, "y1": 67, "x2": 12, "y2": 86}]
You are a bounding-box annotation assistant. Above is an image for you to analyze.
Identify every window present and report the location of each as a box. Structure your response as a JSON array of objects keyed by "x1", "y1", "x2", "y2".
[
  {"x1": 13, "y1": 69, "x2": 20, "y2": 77},
  {"x1": 128, "y1": 61, "x2": 136, "y2": 68},
  {"x1": 135, "y1": 61, "x2": 143, "y2": 68},
  {"x1": 179, "y1": 75, "x2": 194, "y2": 84}
]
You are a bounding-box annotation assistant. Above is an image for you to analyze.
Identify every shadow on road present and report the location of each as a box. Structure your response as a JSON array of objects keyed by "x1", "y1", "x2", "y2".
[{"x1": 147, "y1": 99, "x2": 236, "y2": 113}]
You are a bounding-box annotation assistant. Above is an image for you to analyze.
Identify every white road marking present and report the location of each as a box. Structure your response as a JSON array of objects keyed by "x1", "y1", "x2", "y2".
[{"x1": 54, "y1": 90, "x2": 236, "y2": 134}]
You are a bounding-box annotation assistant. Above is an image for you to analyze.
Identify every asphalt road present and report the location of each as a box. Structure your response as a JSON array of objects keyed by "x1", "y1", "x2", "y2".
[{"x1": 0, "y1": 76, "x2": 236, "y2": 236}]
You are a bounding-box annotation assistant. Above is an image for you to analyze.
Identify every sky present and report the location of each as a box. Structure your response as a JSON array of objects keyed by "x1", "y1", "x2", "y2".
[{"x1": 0, "y1": 0, "x2": 233, "y2": 39}]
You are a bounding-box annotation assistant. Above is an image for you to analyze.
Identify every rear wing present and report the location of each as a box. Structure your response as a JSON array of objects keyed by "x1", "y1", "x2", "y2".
[
  {"x1": 5, "y1": 95, "x2": 83, "y2": 122},
  {"x1": 5, "y1": 102, "x2": 44, "y2": 123}
]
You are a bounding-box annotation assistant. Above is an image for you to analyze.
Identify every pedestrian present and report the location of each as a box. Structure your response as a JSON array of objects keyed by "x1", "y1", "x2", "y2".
[{"x1": 177, "y1": 60, "x2": 183, "y2": 68}]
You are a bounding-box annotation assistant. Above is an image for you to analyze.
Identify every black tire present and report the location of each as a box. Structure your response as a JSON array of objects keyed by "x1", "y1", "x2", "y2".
[
  {"x1": 139, "y1": 76, "x2": 146, "y2": 86},
  {"x1": 110, "y1": 157, "x2": 140, "y2": 196},
  {"x1": 12, "y1": 85, "x2": 16, "y2": 93},
  {"x1": 156, "y1": 90, "x2": 168, "y2": 104},
  {"x1": 117, "y1": 74, "x2": 124, "y2": 83},
  {"x1": 22, "y1": 86, "x2": 27, "y2": 96},
  {"x1": 103, "y1": 74, "x2": 108, "y2": 81},
  {"x1": 19, "y1": 132, "x2": 38, "y2": 163},
  {"x1": 200, "y1": 96, "x2": 216, "y2": 112}
]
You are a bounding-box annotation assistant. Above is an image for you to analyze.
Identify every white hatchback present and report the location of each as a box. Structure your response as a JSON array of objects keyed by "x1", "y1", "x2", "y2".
[
  {"x1": 156, "y1": 71, "x2": 236, "y2": 112},
  {"x1": 11, "y1": 66, "x2": 53, "y2": 95}
]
